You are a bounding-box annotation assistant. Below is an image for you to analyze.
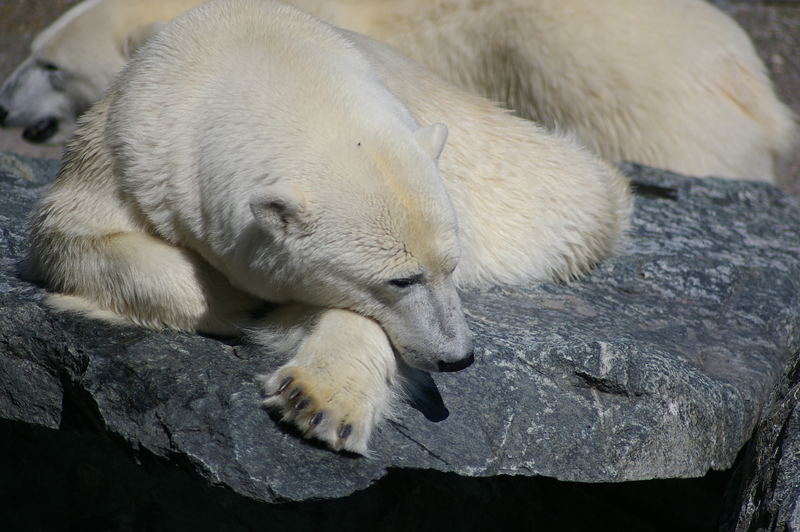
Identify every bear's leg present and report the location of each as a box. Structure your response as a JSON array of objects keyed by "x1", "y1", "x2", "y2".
[
  {"x1": 260, "y1": 307, "x2": 397, "y2": 454},
  {"x1": 27, "y1": 95, "x2": 260, "y2": 336},
  {"x1": 32, "y1": 230, "x2": 258, "y2": 336}
]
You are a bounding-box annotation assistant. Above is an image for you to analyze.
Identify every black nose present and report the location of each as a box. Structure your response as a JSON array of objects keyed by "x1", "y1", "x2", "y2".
[
  {"x1": 438, "y1": 352, "x2": 475, "y2": 372},
  {"x1": 0, "y1": 105, "x2": 7, "y2": 126},
  {"x1": 23, "y1": 117, "x2": 59, "y2": 143}
]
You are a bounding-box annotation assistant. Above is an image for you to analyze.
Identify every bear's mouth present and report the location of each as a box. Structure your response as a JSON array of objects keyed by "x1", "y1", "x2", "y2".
[
  {"x1": 23, "y1": 117, "x2": 59, "y2": 143},
  {"x1": 437, "y1": 352, "x2": 475, "y2": 372},
  {"x1": 389, "y1": 340, "x2": 475, "y2": 373}
]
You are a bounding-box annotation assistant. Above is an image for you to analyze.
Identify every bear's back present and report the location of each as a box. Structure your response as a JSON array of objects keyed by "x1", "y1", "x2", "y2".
[{"x1": 102, "y1": 0, "x2": 446, "y2": 280}]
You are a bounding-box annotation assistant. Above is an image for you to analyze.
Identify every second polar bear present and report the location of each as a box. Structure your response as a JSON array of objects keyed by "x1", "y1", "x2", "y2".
[
  {"x1": 0, "y1": 0, "x2": 204, "y2": 143},
  {"x1": 2, "y1": 0, "x2": 795, "y2": 182},
  {"x1": 293, "y1": 0, "x2": 797, "y2": 182},
  {"x1": 28, "y1": 0, "x2": 630, "y2": 453}
]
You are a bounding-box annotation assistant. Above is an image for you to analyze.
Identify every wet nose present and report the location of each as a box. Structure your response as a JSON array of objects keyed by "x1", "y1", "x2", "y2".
[
  {"x1": 437, "y1": 351, "x2": 475, "y2": 372},
  {"x1": 0, "y1": 105, "x2": 7, "y2": 126},
  {"x1": 22, "y1": 117, "x2": 58, "y2": 143}
]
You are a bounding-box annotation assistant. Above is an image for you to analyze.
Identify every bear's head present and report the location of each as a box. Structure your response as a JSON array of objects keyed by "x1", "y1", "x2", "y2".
[
  {"x1": 0, "y1": 46, "x2": 95, "y2": 144},
  {"x1": 0, "y1": 2, "x2": 162, "y2": 144},
  {"x1": 248, "y1": 123, "x2": 474, "y2": 373}
]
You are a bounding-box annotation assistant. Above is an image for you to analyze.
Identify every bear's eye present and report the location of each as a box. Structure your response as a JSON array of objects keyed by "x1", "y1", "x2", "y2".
[
  {"x1": 388, "y1": 274, "x2": 423, "y2": 289},
  {"x1": 40, "y1": 62, "x2": 60, "y2": 71}
]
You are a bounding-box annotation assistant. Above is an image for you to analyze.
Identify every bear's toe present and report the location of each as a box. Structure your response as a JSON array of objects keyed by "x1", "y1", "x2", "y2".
[{"x1": 259, "y1": 367, "x2": 376, "y2": 455}]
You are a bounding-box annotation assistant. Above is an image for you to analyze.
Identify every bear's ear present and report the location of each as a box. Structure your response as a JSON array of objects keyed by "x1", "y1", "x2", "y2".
[
  {"x1": 249, "y1": 185, "x2": 309, "y2": 238},
  {"x1": 414, "y1": 123, "x2": 449, "y2": 163},
  {"x1": 122, "y1": 22, "x2": 166, "y2": 59}
]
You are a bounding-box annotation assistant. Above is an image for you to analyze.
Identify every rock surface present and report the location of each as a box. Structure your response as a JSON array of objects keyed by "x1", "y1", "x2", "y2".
[
  {"x1": 722, "y1": 355, "x2": 800, "y2": 531},
  {"x1": 1, "y1": 151, "x2": 799, "y2": 515}
]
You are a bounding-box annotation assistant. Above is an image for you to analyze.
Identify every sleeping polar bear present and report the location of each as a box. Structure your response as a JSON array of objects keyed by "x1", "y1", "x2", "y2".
[
  {"x1": 0, "y1": 0, "x2": 204, "y2": 144},
  {"x1": 27, "y1": 0, "x2": 631, "y2": 453},
  {"x1": 1, "y1": 0, "x2": 795, "y2": 181}
]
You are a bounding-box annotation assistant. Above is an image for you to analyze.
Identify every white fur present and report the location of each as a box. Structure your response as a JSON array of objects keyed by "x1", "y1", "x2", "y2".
[
  {"x1": 30, "y1": 0, "x2": 107, "y2": 51},
  {"x1": 3, "y1": 0, "x2": 795, "y2": 180},
  {"x1": 0, "y1": 0, "x2": 204, "y2": 143},
  {"x1": 290, "y1": 0, "x2": 798, "y2": 182},
  {"x1": 28, "y1": 0, "x2": 630, "y2": 453}
]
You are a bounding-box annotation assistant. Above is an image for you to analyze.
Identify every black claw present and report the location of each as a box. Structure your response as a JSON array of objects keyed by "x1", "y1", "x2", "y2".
[
  {"x1": 310, "y1": 412, "x2": 324, "y2": 426},
  {"x1": 288, "y1": 388, "x2": 301, "y2": 401},
  {"x1": 295, "y1": 398, "x2": 310, "y2": 411},
  {"x1": 276, "y1": 377, "x2": 293, "y2": 394},
  {"x1": 338, "y1": 424, "x2": 352, "y2": 439}
]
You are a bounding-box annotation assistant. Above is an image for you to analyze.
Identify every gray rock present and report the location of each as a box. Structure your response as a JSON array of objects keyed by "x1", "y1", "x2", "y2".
[
  {"x1": 722, "y1": 355, "x2": 800, "y2": 531},
  {"x1": 1, "y1": 152, "x2": 799, "y2": 507}
]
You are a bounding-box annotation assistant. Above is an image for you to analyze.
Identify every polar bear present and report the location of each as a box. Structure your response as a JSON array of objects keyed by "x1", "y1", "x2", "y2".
[
  {"x1": 27, "y1": 0, "x2": 631, "y2": 453},
  {"x1": 0, "y1": 0, "x2": 203, "y2": 144},
  {"x1": 2, "y1": 0, "x2": 795, "y2": 182},
  {"x1": 291, "y1": 0, "x2": 798, "y2": 183}
]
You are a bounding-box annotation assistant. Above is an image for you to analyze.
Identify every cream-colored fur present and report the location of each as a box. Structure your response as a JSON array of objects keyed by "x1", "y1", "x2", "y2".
[
  {"x1": 28, "y1": 0, "x2": 630, "y2": 453},
  {"x1": 3, "y1": 0, "x2": 795, "y2": 181},
  {"x1": 0, "y1": 0, "x2": 204, "y2": 143},
  {"x1": 289, "y1": 0, "x2": 797, "y2": 182}
]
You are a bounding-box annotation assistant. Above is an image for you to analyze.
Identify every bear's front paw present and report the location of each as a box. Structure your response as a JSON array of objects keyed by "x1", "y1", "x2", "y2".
[
  {"x1": 257, "y1": 308, "x2": 397, "y2": 454},
  {"x1": 261, "y1": 363, "x2": 390, "y2": 455}
]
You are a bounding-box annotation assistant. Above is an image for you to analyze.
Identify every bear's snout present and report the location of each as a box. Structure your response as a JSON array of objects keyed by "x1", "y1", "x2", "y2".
[
  {"x1": 23, "y1": 117, "x2": 59, "y2": 143},
  {"x1": 383, "y1": 279, "x2": 474, "y2": 373},
  {"x1": 437, "y1": 351, "x2": 475, "y2": 372}
]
